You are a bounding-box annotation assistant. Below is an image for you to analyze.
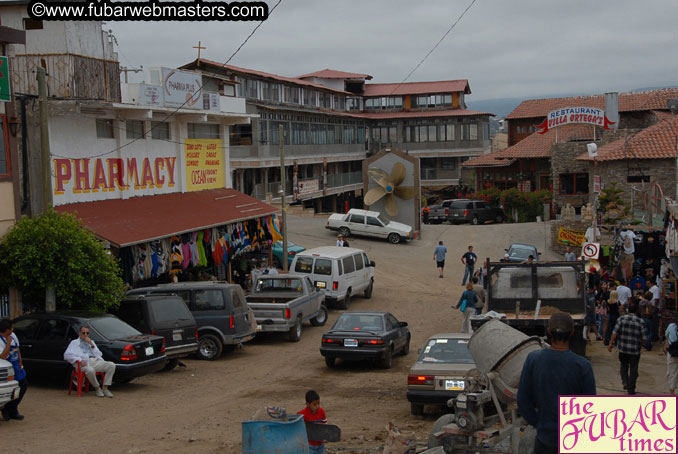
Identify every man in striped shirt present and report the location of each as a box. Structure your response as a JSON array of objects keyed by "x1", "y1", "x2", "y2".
[{"x1": 609, "y1": 300, "x2": 648, "y2": 395}]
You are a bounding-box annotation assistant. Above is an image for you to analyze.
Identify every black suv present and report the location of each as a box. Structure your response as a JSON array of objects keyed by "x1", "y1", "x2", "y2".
[
  {"x1": 447, "y1": 199, "x2": 505, "y2": 225},
  {"x1": 126, "y1": 282, "x2": 256, "y2": 360},
  {"x1": 115, "y1": 295, "x2": 199, "y2": 370},
  {"x1": 12, "y1": 312, "x2": 167, "y2": 384}
]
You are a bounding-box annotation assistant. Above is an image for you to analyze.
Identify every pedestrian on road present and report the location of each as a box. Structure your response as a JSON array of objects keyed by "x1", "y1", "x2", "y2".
[
  {"x1": 461, "y1": 245, "x2": 477, "y2": 286},
  {"x1": 422, "y1": 206, "x2": 430, "y2": 224},
  {"x1": 455, "y1": 283, "x2": 478, "y2": 333},
  {"x1": 616, "y1": 280, "x2": 632, "y2": 310},
  {"x1": 64, "y1": 326, "x2": 116, "y2": 398},
  {"x1": 564, "y1": 246, "x2": 577, "y2": 261},
  {"x1": 298, "y1": 390, "x2": 327, "y2": 454},
  {"x1": 604, "y1": 287, "x2": 620, "y2": 346},
  {"x1": 663, "y1": 322, "x2": 678, "y2": 394},
  {"x1": 639, "y1": 291, "x2": 655, "y2": 350},
  {"x1": 336, "y1": 235, "x2": 344, "y2": 247},
  {"x1": 472, "y1": 276, "x2": 485, "y2": 315},
  {"x1": 433, "y1": 241, "x2": 447, "y2": 278},
  {"x1": 518, "y1": 312, "x2": 596, "y2": 454},
  {"x1": 647, "y1": 279, "x2": 661, "y2": 345},
  {"x1": 608, "y1": 300, "x2": 648, "y2": 395},
  {"x1": 0, "y1": 318, "x2": 27, "y2": 421}
]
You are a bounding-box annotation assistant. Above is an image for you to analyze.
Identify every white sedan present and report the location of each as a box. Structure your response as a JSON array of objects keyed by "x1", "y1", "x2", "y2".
[{"x1": 325, "y1": 208, "x2": 413, "y2": 244}]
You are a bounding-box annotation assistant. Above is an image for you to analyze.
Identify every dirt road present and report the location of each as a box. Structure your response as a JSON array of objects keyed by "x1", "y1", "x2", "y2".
[{"x1": 5, "y1": 218, "x2": 671, "y2": 453}]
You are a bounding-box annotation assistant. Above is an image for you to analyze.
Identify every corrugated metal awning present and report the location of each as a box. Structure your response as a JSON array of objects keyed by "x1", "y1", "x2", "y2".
[{"x1": 55, "y1": 188, "x2": 279, "y2": 248}]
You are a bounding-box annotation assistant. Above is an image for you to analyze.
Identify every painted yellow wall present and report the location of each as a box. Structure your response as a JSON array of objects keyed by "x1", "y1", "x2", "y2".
[{"x1": 0, "y1": 181, "x2": 17, "y2": 236}]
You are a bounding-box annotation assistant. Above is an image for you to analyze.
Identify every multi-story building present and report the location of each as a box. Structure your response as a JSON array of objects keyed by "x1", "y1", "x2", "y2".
[{"x1": 180, "y1": 61, "x2": 493, "y2": 211}]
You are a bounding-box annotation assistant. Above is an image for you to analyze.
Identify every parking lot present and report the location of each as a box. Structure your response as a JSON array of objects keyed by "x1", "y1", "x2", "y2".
[{"x1": 4, "y1": 216, "x2": 671, "y2": 453}]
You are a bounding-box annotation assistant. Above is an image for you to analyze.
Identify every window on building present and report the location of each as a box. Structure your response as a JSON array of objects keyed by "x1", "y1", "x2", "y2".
[
  {"x1": 230, "y1": 124, "x2": 252, "y2": 146},
  {"x1": 462, "y1": 124, "x2": 470, "y2": 141},
  {"x1": 246, "y1": 79, "x2": 258, "y2": 99},
  {"x1": 418, "y1": 125, "x2": 428, "y2": 142},
  {"x1": 559, "y1": 173, "x2": 589, "y2": 195},
  {"x1": 627, "y1": 175, "x2": 650, "y2": 183},
  {"x1": 269, "y1": 122, "x2": 289, "y2": 145},
  {"x1": 271, "y1": 83, "x2": 280, "y2": 102},
  {"x1": 428, "y1": 125, "x2": 436, "y2": 142},
  {"x1": 446, "y1": 123, "x2": 455, "y2": 141},
  {"x1": 259, "y1": 120, "x2": 268, "y2": 144},
  {"x1": 0, "y1": 115, "x2": 9, "y2": 176},
  {"x1": 23, "y1": 18, "x2": 43, "y2": 30},
  {"x1": 357, "y1": 125, "x2": 365, "y2": 144},
  {"x1": 291, "y1": 122, "x2": 309, "y2": 145},
  {"x1": 441, "y1": 157, "x2": 455, "y2": 169},
  {"x1": 125, "y1": 120, "x2": 145, "y2": 140},
  {"x1": 443, "y1": 94, "x2": 452, "y2": 106},
  {"x1": 333, "y1": 125, "x2": 343, "y2": 144},
  {"x1": 343, "y1": 125, "x2": 355, "y2": 144},
  {"x1": 311, "y1": 123, "x2": 327, "y2": 144},
  {"x1": 235, "y1": 77, "x2": 245, "y2": 97},
  {"x1": 151, "y1": 121, "x2": 170, "y2": 140},
  {"x1": 188, "y1": 123, "x2": 220, "y2": 139},
  {"x1": 96, "y1": 119, "x2": 114, "y2": 139},
  {"x1": 261, "y1": 81, "x2": 271, "y2": 101},
  {"x1": 470, "y1": 123, "x2": 478, "y2": 140}
]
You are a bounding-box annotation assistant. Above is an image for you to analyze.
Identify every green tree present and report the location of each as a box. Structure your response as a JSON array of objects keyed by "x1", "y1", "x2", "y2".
[{"x1": 0, "y1": 211, "x2": 124, "y2": 311}]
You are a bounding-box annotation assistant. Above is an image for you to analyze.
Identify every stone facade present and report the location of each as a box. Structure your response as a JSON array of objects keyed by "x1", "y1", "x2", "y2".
[{"x1": 595, "y1": 158, "x2": 677, "y2": 208}]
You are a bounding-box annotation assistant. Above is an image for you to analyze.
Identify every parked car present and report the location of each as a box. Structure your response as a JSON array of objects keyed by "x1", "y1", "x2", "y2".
[
  {"x1": 12, "y1": 312, "x2": 167, "y2": 384},
  {"x1": 126, "y1": 282, "x2": 256, "y2": 361},
  {"x1": 247, "y1": 274, "x2": 327, "y2": 342},
  {"x1": 271, "y1": 240, "x2": 306, "y2": 268},
  {"x1": 406, "y1": 333, "x2": 475, "y2": 415},
  {"x1": 425, "y1": 199, "x2": 469, "y2": 224},
  {"x1": 447, "y1": 199, "x2": 504, "y2": 225},
  {"x1": 320, "y1": 311, "x2": 410, "y2": 369},
  {"x1": 505, "y1": 243, "x2": 540, "y2": 262},
  {"x1": 291, "y1": 246, "x2": 375, "y2": 309},
  {"x1": 326, "y1": 208, "x2": 413, "y2": 244},
  {"x1": 0, "y1": 359, "x2": 20, "y2": 412},
  {"x1": 114, "y1": 294, "x2": 199, "y2": 370}
]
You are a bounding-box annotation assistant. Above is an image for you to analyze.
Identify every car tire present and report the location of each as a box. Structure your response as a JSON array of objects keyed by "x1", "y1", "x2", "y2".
[
  {"x1": 379, "y1": 346, "x2": 393, "y2": 369},
  {"x1": 495, "y1": 213, "x2": 504, "y2": 223},
  {"x1": 288, "y1": 316, "x2": 302, "y2": 342},
  {"x1": 388, "y1": 233, "x2": 401, "y2": 244},
  {"x1": 471, "y1": 216, "x2": 479, "y2": 225},
  {"x1": 198, "y1": 333, "x2": 223, "y2": 360},
  {"x1": 163, "y1": 358, "x2": 179, "y2": 371},
  {"x1": 339, "y1": 227, "x2": 350, "y2": 238},
  {"x1": 339, "y1": 290, "x2": 351, "y2": 310},
  {"x1": 364, "y1": 280, "x2": 374, "y2": 299},
  {"x1": 325, "y1": 357, "x2": 336, "y2": 368},
  {"x1": 310, "y1": 305, "x2": 328, "y2": 326},
  {"x1": 401, "y1": 335, "x2": 410, "y2": 356},
  {"x1": 410, "y1": 402, "x2": 425, "y2": 416},
  {"x1": 428, "y1": 414, "x2": 456, "y2": 448}
]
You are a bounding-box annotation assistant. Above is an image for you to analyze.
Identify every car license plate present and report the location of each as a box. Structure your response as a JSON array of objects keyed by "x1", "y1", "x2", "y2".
[
  {"x1": 344, "y1": 339, "x2": 358, "y2": 347},
  {"x1": 445, "y1": 379, "x2": 464, "y2": 391},
  {"x1": 145, "y1": 346, "x2": 154, "y2": 356},
  {"x1": 316, "y1": 281, "x2": 326, "y2": 289},
  {"x1": 172, "y1": 333, "x2": 182, "y2": 341}
]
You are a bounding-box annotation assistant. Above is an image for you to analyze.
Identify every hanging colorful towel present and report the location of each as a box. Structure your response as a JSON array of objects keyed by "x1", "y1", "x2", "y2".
[
  {"x1": 269, "y1": 214, "x2": 283, "y2": 243},
  {"x1": 169, "y1": 236, "x2": 183, "y2": 276},
  {"x1": 197, "y1": 231, "x2": 207, "y2": 267},
  {"x1": 190, "y1": 231, "x2": 200, "y2": 267}
]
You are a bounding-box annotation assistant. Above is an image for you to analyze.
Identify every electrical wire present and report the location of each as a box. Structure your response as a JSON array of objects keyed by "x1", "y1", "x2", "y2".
[{"x1": 49, "y1": 0, "x2": 283, "y2": 160}]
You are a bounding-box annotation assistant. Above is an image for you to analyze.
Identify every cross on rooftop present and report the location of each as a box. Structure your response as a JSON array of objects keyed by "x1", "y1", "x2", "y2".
[{"x1": 193, "y1": 41, "x2": 206, "y2": 60}]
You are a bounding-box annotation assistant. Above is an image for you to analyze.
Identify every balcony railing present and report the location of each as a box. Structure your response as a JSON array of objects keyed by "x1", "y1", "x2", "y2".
[
  {"x1": 327, "y1": 171, "x2": 363, "y2": 188},
  {"x1": 251, "y1": 181, "x2": 293, "y2": 200},
  {"x1": 421, "y1": 168, "x2": 459, "y2": 180}
]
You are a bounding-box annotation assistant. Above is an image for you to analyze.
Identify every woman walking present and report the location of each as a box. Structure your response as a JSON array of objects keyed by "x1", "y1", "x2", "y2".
[{"x1": 455, "y1": 283, "x2": 478, "y2": 333}]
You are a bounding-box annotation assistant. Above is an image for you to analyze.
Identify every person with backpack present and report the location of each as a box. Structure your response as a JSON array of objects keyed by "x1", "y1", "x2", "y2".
[
  {"x1": 664, "y1": 322, "x2": 678, "y2": 394},
  {"x1": 455, "y1": 283, "x2": 478, "y2": 333}
]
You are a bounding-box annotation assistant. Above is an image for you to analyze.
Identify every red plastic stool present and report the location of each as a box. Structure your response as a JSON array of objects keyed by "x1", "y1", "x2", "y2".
[{"x1": 68, "y1": 361, "x2": 105, "y2": 397}]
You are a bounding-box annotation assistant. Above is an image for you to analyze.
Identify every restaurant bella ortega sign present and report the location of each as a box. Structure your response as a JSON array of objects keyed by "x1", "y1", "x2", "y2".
[{"x1": 536, "y1": 107, "x2": 616, "y2": 134}]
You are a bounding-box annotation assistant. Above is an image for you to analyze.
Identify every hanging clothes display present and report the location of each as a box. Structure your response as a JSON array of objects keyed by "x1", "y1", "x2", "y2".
[
  {"x1": 196, "y1": 231, "x2": 207, "y2": 267},
  {"x1": 181, "y1": 235, "x2": 191, "y2": 269},
  {"x1": 169, "y1": 236, "x2": 183, "y2": 276}
]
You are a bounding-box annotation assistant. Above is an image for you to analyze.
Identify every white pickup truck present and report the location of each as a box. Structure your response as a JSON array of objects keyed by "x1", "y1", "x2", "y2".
[
  {"x1": 0, "y1": 359, "x2": 20, "y2": 412},
  {"x1": 325, "y1": 208, "x2": 413, "y2": 244}
]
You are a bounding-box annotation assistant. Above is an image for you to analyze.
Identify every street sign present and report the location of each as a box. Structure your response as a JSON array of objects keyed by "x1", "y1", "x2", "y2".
[
  {"x1": 593, "y1": 175, "x2": 601, "y2": 193},
  {"x1": 582, "y1": 242, "x2": 600, "y2": 260},
  {"x1": 0, "y1": 56, "x2": 10, "y2": 102}
]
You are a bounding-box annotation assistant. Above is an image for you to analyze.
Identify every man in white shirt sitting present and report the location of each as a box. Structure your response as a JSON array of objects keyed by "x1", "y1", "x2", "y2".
[{"x1": 64, "y1": 326, "x2": 116, "y2": 398}]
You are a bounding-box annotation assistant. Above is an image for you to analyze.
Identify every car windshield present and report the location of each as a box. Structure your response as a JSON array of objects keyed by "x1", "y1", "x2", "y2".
[
  {"x1": 333, "y1": 314, "x2": 384, "y2": 332},
  {"x1": 377, "y1": 213, "x2": 389, "y2": 225},
  {"x1": 417, "y1": 338, "x2": 474, "y2": 364},
  {"x1": 149, "y1": 299, "x2": 192, "y2": 322},
  {"x1": 256, "y1": 278, "x2": 303, "y2": 293},
  {"x1": 89, "y1": 317, "x2": 141, "y2": 340},
  {"x1": 509, "y1": 246, "x2": 534, "y2": 260},
  {"x1": 294, "y1": 257, "x2": 313, "y2": 273}
]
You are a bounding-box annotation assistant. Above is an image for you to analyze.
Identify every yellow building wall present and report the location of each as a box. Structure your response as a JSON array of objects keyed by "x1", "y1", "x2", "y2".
[{"x1": 0, "y1": 181, "x2": 17, "y2": 236}]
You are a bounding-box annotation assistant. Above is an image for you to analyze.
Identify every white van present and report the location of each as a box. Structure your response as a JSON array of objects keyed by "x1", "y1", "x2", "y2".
[{"x1": 290, "y1": 246, "x2": 375, "y2": 310}]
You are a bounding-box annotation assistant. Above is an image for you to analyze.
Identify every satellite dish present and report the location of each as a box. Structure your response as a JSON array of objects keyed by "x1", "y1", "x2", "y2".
[{"x1": 587, "y1": 143, "x2": 598, "y2": 157}]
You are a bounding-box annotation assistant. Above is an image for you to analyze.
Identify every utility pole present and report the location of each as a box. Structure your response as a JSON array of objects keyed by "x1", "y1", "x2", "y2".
[
  {"x1": 37, "y1": 67, "x2": 55, "y2": 312},
  {"x1": 279, "y1": 125, "x2": 288, "y2": 272}
]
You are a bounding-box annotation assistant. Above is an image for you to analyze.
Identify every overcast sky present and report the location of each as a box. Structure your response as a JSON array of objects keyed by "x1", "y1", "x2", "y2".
[{"x1": 108, "y1": 0, "x2": 678, "y2": 102}]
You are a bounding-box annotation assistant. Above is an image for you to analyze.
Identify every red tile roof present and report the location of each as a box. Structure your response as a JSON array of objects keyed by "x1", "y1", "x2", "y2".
[
  {"x1": 363, "y1": 80, "x2": 470, "y2": 97},
  {"x1": 297, "y1": 69, "x2": 372, "y2": 80},
  {"x1": 507, "y1": 88, "x2": 678, "y2": 120},
  {"x1": 190, "y1": 59, "x2": 352, "y2": 95},
  {"x1": 55, "y1": 188, "x2": 279, "y2": 247},
  {"x1": 577, "y1": 116, "x2": 678, "y2": 162},
  {"x1": 462, "y1": 151, "x2": 515, "y2": 167},
  {"x1": 357, "y1": 109, "x2": 491, "y2": 120}
]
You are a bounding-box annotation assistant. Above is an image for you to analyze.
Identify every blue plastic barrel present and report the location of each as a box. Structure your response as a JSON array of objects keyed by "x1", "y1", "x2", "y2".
[{"x1": 242, "y1": 414, "x2": 310, "y2": 454}]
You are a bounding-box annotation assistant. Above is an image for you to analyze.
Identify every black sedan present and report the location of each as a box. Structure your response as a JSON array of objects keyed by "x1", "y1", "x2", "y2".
[
  {"x1": 12, "y1": 312, "x2": 167, "y2": 384},
  {"x1": 320, "y1": 311, "x2": 410, "y2": 369}
]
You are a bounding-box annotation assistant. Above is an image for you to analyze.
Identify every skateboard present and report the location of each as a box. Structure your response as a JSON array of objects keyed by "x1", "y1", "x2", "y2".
[{"x1": 305, "y1": 422, "x2": 341, "y2": 442}]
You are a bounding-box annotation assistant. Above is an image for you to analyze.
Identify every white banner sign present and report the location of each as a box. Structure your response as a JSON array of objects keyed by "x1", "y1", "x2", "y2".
[{"x1": 162, "y1": 68, "x2": 202, "y2": 109}]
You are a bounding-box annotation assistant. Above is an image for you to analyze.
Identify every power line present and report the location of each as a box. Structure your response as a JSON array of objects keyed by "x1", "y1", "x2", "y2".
[
  {"x1": 50, "y1": 0, "x2": 283, "y2": 160},
  {"x1": 389, "y1": 0, "x2": 477, "y2": 96}
]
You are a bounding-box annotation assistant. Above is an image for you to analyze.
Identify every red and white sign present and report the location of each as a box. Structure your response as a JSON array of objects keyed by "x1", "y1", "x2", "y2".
[
  {"x1": 582, "y1": 242, "x2": 600, "y2": 260},
  {"x1": 593, "y1": 175, "x2": 601, "y2": 193},
  {"x1": 536, "y1": 107, "x2": 616, "y2": 134}
]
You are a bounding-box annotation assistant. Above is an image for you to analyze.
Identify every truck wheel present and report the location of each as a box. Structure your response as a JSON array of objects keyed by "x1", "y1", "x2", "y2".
[
  {"x1": 428, "y1": 414, "x2": 456, "y2": 448},
  {"x1": 364, "y1": 280, "x2": 374, "y2": 299},
  {"x1": 495, "y1": 213, "x2": 504, "y2": 223},
  {"x1": 471, "y1": 216, "x2": 479, "y2": 225},
  {"x1": 288, "y1": 316, "x2": 302, "y2": 342},
  {"x1": 339, "y1": 290, "x2": 351, "y2": 310},
  {"x1": 410, "y1": 402, "x2": 424, "y2": 416},
  {"x1": 325, "y1": 357, "x2": 336, "y2": 368},
  {"x1": 310, "y1": 305, "x2": 328, "y2": 326},
  {"x1": 379, "y1": 346, "x2": 393, "y2": 369},
  {"x1": 388, "y1": 233, "x2": 401, "y2": 244},
  {"x1": 339, "y1": 227, "x2": 350, "y2": 238},
  {"x1": 198, "y1": 334, "x2": 223, "y2": 360}
]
